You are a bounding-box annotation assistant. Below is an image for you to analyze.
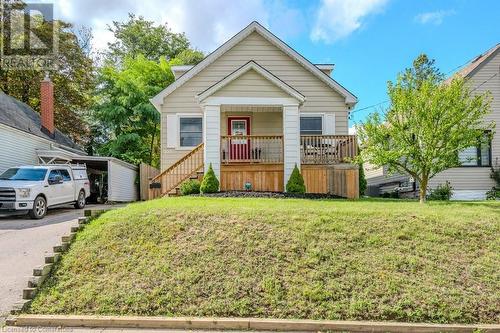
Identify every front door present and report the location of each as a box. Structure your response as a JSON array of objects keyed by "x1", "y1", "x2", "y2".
[{"x1": 228, "y1": 117, "x2": 250, "y2": 160}]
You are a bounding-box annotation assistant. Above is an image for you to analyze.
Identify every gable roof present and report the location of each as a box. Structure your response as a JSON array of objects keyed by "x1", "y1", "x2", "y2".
[
  {"x1": 197, "y1": 61, "x2": 306, "y2": 103},
  {"x1": 151, "y1": 21, "x2": 357, "y2": 110},
  {"x1": 449, "y1": 43, "x2": 500, "y2": 81},
  {"x1": 0, "y1": 91, "x2": 85, "y2": 154}
]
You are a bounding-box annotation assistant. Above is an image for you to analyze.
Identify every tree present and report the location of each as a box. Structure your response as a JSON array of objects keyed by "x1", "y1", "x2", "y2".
[
  {"x1": 93, "y1": 55, "x2": 173, "y2": 166},
  {"x1": 0, "y1": 1, "x2": 95, "y2": 144},
  {"x1": 286, "y1": 165, "x2": 306, "y2": 194},
  {"x1": 90, "y1": 16, "x2": 204, "y2": 166},
  {"x1": 357, "y1": 54, "x2": 493, "y2": 203},
  {"x1": 106, "y1": 14, "x2": 191, "y2": 63}
]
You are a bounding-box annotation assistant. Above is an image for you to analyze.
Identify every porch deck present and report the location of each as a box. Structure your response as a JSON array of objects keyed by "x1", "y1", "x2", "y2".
[{"x1": 149, "y1": 134, "x2": 359, "y2": 199}]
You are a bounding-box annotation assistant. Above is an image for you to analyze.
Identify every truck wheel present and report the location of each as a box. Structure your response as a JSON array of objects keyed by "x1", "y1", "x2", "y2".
[
  {"x1": 74, "y1": 190, "x2": 86, "y2": 209},
  {"x1": 29, "y1": 196, "x2": 47, "y2": 219}
]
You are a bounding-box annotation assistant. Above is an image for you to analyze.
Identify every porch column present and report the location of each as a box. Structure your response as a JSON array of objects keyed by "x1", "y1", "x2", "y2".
[
  {"x1": 283, "y1": 104, "x2": 301, "y2": 190},
  {"x1": 203, "y1": 104, "x2": 221, "y2": 181}
]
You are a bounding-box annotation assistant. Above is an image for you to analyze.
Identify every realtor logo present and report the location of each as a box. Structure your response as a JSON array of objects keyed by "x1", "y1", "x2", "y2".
[{"x1": 0, "y1": 0, "x2": 58, "y2": 70}]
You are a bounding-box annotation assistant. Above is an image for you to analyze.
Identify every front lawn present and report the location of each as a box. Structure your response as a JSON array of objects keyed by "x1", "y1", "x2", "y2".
[{"x1": 28, "y1": 198, "x2": 499, "y2": 323}]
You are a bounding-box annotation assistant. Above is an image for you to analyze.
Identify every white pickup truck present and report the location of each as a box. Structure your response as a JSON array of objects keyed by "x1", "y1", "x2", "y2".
[{"x1": 0, "y1": 165, "x2": 90, "y2": 219}]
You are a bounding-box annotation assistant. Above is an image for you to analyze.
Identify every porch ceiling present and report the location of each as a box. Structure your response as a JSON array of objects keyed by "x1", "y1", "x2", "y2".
[{"x1": 221, "y1": 105, "x2": 282, "y2": 112}]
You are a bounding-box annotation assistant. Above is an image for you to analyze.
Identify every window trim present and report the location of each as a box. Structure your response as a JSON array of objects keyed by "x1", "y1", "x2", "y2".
[
  {"x1": 457, "y1": 131, "x2": 492, "y2": 168},
  {"x1": 178, "y1": 115, "x2": 203, "y2": 150},
  {"x1": 300, "y1": 114, "x2": 324, "y2": 135}
]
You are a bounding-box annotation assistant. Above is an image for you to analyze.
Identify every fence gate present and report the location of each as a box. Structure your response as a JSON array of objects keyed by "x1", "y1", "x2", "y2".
[{"x1": 139, "y1": 163, "x2": 160, "y2": 200}]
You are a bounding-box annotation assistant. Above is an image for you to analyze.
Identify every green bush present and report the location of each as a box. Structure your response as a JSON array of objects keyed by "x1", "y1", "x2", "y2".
[
  {"x1": 180, "y1": 179, "x2": 201, "y2": 195},
  {"x1": 428, "y1": 181, "x2": 453, "y2": 201},
  {"x1": 359, "y1": 164, "x2": 367, "y2": 195},
  {"x1": 200, "y1": 163, "x2": 219, "y2": 193},
  {"x1": 286, "y1": 165, "x2": 306, "y2": 194},
  {"x1": 486, "y1": 187, "x2": 500, "y2": 200},
  {"x1": 381, "y1": 191, "x2": 399, "y2": 199}
]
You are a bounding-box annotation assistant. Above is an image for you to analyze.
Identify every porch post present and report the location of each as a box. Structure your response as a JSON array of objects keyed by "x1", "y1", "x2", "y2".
[
  {"x1": 202, "y1": 104, "x2": 221, "y2": 181},
  {"x1": 283, "y1": 104, "x2": 301, "y2": 190}
]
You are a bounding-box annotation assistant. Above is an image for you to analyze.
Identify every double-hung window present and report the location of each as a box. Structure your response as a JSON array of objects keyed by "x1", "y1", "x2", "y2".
[
  {"x1": 300, "y1": 116, "x2": 323, "y2": 135},
  {"x1": 458, "y1": 131, "x2": 492, "y2": 167},
  {"x1": 179, "y1": 117, "x2": 202, "y2": 147}
]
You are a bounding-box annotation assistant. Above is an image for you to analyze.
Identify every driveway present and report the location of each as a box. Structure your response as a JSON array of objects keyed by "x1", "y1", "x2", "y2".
[{"x1": 0, "y1": 204, "x2": 120, "y2": 319}]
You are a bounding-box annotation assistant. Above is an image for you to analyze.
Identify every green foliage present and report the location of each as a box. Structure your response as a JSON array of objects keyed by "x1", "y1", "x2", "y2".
[
  {"x1": 357, "y1": 54, "x2": 494, "y2": 203},
  {"x1": 428, "y1": 181, "x2": 453, "y2": 201},
  {"x1": 486, "y1": 164, "x2": 500, "y2": 200},
  {"x1": 29, "y1": 197, "x2": 500, "y2": 323},
  {"x1": 107, "y1": 14, "x2": 190, "y2": 63},
  {"x1": 0, "y1": 2, "x2": 95, "y2": 144},
  {"x1": 286, "y1": 165, "x2": 306, "y2": 194},
  {"x1": 179, "y1": 179, "x2": 201, "y2": 195},
  {"x1": 485, "y1": 188, "x2": 500, "y2": 200},
  {"x1": 358, "y1": 163, "x2": 367, "y2": 196},
  {"x1": 88, "y1": 15, "x2": 204, "y2": 166},
  {"x1": 93, "y1": 55, "x2": 172, "y2": 166},
  {"x1": 200, "y1": 164, "x2": 219, "y2": 193}
]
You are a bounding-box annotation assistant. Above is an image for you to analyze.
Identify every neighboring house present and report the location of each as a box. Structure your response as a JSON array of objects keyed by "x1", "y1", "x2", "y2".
[
  {"x1": 366, "y1": 43, "x2": 499, "y2": 200},
  {"x1": 0, "y1": 77, "x2": 138, "y2": 202},
  {"x1": 150, "y1": 22, "x2": 360, "y2": 198}
]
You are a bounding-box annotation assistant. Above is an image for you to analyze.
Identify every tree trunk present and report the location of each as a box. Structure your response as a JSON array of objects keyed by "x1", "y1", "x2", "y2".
[{"x1": 419, "y1": 176, "x2": 428, "y2": 204}]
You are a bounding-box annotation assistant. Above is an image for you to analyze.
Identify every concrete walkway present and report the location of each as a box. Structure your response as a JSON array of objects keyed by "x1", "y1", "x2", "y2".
[{"x1": 0, "y1": 204, "x2": 118, "y2": 320}]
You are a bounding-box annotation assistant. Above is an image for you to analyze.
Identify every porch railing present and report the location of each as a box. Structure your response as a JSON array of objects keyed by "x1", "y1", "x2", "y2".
[
  {"x1": 221, "y1": 135, "x2": 283, "y2": 164},
  {"x1": 300, "y1": 135, "x2": 357, "y2": 164}
]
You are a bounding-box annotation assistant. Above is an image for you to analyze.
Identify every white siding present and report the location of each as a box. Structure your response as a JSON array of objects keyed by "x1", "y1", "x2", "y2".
[
  {"x1": 108, "y1": 160, "x2": 138, "y2": 202},
  {"x1": 160, "y1": 31, "x2": 350, "y2": 169},
  {"x1": 429, "y1": 49, "x2": 499, "y2": 193},
  {"x1": 0, "y1": 123, "x2": 53, "y2": 172}
]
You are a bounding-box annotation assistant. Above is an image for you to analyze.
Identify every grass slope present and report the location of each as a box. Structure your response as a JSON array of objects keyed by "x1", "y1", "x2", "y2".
[{"x1": 29, "y1": 198, "x2": 499, "y2": 323}]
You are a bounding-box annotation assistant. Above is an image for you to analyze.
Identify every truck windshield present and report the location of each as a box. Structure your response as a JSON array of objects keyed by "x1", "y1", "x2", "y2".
[{"x1": 0, "y1": 168, "x2": 48, "y2": 181}]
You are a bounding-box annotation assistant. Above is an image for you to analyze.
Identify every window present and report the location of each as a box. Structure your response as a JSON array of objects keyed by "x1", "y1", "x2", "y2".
[
  {"x1": 59, "y1": 169, "x2": 72, "y2": 181},
  {"x1": 300, "y1": 116, "x2": 322, "y2": 135},
  {"x1": 179, "y1": 117, "x2": 202, "y2": 147},
  {"x1": 458, "y1": 131, "x2": 491, "y2": 167},
  {"x1": 48, "y1": 170, "x2": 60, "y2": 181},
  {"x1": 0, "y1": 168, "x2": 47, "y2": 181}
]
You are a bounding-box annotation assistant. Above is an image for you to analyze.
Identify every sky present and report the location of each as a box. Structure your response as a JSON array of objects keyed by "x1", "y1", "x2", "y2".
[{"x1": 53, "y1": 0, "x2": 500, "y2": 127}]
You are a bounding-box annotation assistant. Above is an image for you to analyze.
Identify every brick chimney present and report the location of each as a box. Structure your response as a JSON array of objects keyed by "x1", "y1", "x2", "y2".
[{"x1": 40, "y1": 73, "x2": 55, "y2": 137}]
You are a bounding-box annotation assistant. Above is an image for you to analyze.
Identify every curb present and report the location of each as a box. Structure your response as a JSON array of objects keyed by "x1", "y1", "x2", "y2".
[
  {"x1": 8, "y1": 315, "x2": 500, "y2": 333},
  {"x1": 7, "y1": 209, "x2": 109, "y2": 322}
]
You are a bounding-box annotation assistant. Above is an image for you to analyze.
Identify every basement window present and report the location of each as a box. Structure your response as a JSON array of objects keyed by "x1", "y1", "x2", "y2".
[{"x1": 179, "y1": 117, "x2": 202, "y2": 147}]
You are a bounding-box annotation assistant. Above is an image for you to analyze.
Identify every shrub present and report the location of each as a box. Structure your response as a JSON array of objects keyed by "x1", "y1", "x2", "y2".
[
  {"x1": 359, "y1": 164, "x2": 367, "y2": 195},
  {"x1": 200, "y1": 163, "x2": 219, "y2": 193},
  {"x1": 381, "y1": 191, "x2": 399, "y2": 199},
  {"x1": 286, "y1": 165, "x2": 306, "y2": 194},
  {"x1": 428, "y1": 181, "x2": 453, "y2": 201},
  {"x1": 485, "y1": 187, "x2": 500, "y2": 200},
  {"x1": 180, "y1": 179, "x2": 200, "y2": 195}
]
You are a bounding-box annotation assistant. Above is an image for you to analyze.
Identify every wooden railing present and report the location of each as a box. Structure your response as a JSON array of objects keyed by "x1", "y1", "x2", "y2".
[
  {"x1": 221, "y1": 135, "x2": 283, "y2": 164},
  {"x1": 150, "y1": 143, "x2": 204, "y2": 197},
  {"x1": 300, "y1": 135, "x2": 357, "y2": 164}
]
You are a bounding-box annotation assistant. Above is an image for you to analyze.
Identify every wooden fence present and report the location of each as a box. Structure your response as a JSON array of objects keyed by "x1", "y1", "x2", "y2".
[{"x1": 139, "y1": 163, "x2": 160, "y2": 200}]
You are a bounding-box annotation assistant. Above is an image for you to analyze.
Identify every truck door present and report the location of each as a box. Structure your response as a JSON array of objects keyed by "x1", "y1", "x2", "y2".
[
  {"x1": 46, "y1": 170, "x2": 63, "y2": 205},
  {"x1": 58, "y1": 169, "x2": 75, "y2": 203}
]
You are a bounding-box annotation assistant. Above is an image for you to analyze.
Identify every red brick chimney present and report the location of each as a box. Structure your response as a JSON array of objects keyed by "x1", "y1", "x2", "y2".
[{"x1": 40, "y1": 73, "x2": 55, "y2": 137}]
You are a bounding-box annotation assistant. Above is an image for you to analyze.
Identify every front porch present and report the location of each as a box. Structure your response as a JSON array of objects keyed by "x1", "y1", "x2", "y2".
[{"x1": 218, "y1": 132, "x2": 358, "y2": 195}]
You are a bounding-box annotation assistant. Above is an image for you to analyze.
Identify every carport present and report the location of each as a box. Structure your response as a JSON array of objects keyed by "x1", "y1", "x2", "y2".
[{"x1": 36, "y1": 149, "x2": 138, "y2": 203}]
